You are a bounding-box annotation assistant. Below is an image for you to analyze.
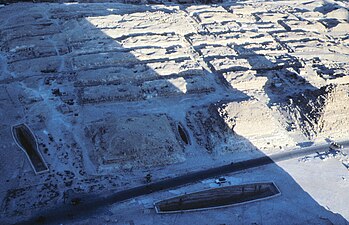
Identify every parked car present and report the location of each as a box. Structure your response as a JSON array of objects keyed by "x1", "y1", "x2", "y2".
[{"x1": 215, "y1": 177, "x2": 227, "y2": 185}]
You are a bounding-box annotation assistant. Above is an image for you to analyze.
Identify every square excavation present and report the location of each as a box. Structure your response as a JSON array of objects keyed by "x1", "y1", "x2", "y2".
[{"x1": 85, "y1": 114, "x2": 185, "y2": 171}]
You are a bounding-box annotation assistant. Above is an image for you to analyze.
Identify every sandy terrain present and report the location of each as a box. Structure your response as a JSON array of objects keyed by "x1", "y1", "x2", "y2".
[{"x1": 0, "y1": 0, "x2": 349, "y2": 224}]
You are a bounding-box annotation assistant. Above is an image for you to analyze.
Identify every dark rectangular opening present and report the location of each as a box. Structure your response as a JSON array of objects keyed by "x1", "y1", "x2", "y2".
[
  {"x1": 155, "y1": 182, "x2": 280, "y2": 213},
  {"x1": 12, "y1": 124, "x2": 49, "y2": 174}
]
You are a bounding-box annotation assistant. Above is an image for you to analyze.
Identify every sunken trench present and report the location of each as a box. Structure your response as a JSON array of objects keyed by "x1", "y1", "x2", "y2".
[
  {"x1": 177, "y1": 123, "x2": 190, "y2": 145},
  {"x1": 154, "y1": 182, "x2": 281, "y2": 213},
  {"x1": 12, "y1": 124, "x2": 49, "y2": 174}
]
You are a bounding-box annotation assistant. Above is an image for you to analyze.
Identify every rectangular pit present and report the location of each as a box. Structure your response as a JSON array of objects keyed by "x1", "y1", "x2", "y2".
[{"x1": 12, "y1": 124, "x2": 49, "y2": 174}]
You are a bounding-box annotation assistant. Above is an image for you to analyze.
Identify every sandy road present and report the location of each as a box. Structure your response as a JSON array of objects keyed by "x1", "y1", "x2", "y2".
[{"x1": 14, "y1": 141, "x2": 348, "y2": 225}]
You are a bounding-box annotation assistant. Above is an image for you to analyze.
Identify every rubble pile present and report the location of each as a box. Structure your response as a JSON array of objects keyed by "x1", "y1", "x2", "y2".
[{"x1": 280, "y1": 84, "x2": 349, "y2": 139}]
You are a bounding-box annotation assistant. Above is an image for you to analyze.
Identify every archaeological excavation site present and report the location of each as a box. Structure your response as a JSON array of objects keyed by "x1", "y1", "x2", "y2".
[{"x1": 0, "y1": 0, "x2": 349, "y2": 224}]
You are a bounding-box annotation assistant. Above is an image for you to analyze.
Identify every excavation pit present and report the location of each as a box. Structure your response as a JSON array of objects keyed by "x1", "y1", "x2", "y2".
[
  {"x1": 12, "y1": 124, "x2": 49, "y2": 174},
  {"x1": 154, "y1": 182, "x2": 281, "y2": 213},
  {"x1": 85, "y1": 114, "x2": 185, "y2": 170},
  {"x1": 177, "y1": 123, "x2": 190, "y2": 145}
]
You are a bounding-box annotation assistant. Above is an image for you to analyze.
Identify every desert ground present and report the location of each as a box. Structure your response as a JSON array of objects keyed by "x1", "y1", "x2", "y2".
[{"x1": 0, "y1": 0, "x2": 349, "y2": 224}]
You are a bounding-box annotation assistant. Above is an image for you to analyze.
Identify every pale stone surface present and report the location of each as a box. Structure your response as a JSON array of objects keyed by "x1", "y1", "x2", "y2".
[{"x1": 1, "y1": 1, "x2": 349, "y2": 224}]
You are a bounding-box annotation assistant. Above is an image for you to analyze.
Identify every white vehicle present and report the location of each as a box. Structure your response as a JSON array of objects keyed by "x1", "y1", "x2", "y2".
[{"x1": 215, "y1": 177, "x2": 227, "y2": 184}]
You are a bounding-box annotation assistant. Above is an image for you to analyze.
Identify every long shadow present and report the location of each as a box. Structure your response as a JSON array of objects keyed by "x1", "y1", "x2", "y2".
[
  {"x1": 1, "y1": 2, "x2": 348, "y2": 224},
  {"x1": 232, "y1": 44, "x2": 316, "y2": 105}
]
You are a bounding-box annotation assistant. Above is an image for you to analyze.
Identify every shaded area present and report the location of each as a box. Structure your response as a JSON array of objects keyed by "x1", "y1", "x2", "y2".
[
  {"x1": 16, "y1": 142, "x2": 349, "y2": 225},
  {"x1": 12, "y1": 124, "x2": 48, "y2": 174},
  {"x1": 154, "y1": 182, "x2": 280, "y2": 213},
  {"x1": 314, "y1": 2, "x2": 341, "y2": 14},
  {"x1": 177, "y1": 123, "x2": 190, "y2": 145},
  {"x1": 319, "y1": 18, "x2": 341, "y2": 28},
  {"x1": 232, "y1": 44, "x2": 312, "y2": 105},
  {"x1": 0, "y1": 2, "x2": 348, "y2": 225}
]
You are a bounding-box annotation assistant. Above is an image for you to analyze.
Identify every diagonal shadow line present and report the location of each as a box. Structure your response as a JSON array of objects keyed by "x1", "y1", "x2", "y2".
[
  {"x1": 16, "y1": 145, "x2": 337, "y2": 225},
  {"x1": 231, "y1": 44, "x2": 316, "y2": 104},
  {"x1": 1, "y1": 2, "x2": 348, "y2": 225}
]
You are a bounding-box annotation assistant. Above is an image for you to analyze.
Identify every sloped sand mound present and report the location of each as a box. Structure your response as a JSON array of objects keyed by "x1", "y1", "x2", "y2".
[{"x1": 280, "y1": 84, "x2": 349, "y2": 139}]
